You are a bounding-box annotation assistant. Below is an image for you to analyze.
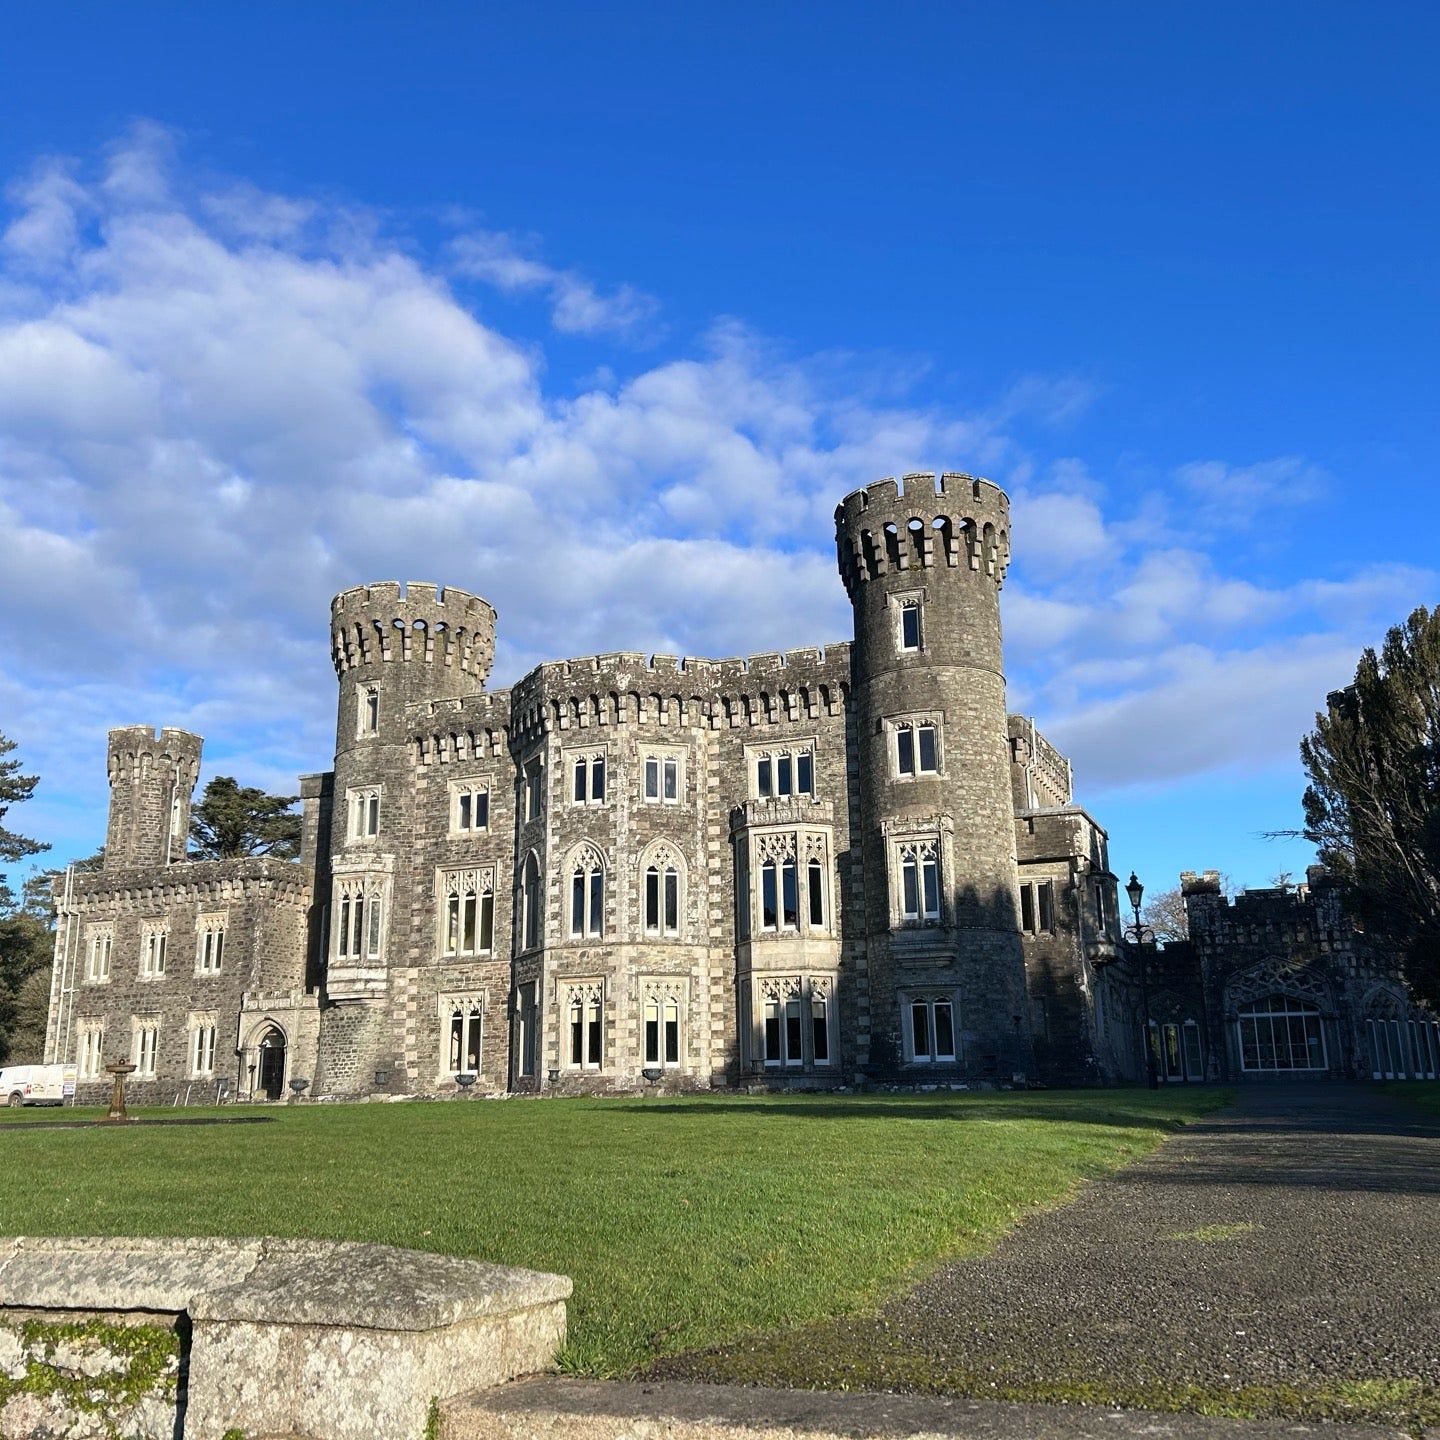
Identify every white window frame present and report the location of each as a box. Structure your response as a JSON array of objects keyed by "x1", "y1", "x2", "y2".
[
  {"x1": 892, "y1": 717, "x2": 941, "y2": 779},
  {"x1": 902, "y1": 991, "x2": 958, "y2": 1065},
  {"x1": 441, "y1": 994, "x2": 485, "y2": 1078},
  {"x1": 195, "y1": 913, "x2": 226, "y2": 975},
  {"x1": 139, "y1": 922, "x2": 168, "y2": 979},
  {"x1": 346, "y1": 785, "x2": 381, "y2": 841},
  {"x1": 642, "y1": 981, "x2": 686, "y2": 1069},
  {"x1": 438, "y1": 867, "x2": 496, "y2": 957},
  {"x1": 449, "y1": 781, "x2": 490, "y2": 834},
  {"x1": 896, "y1": 839, "x2": 943, "y2": 924},
  {"x1": 357, "y1": 684, "x2": 380, "y2": 737},
  {"x1": 892, "y1": 588, "x2": 925, "y2": 653},
  {"x1": 567, "y1": 750, "x2": 608, "y2": 808},
  {"x1": 132, "y1": 1017, "x2": 161, "y2": 1078},
  {"x1": 1019, "y1": 880, "x2": 1056, "y2": 935},
  {"x1": 568, "y1": 848, "x2": 605, "y2": 940},
  {"x1": 77, "y1": 1020, "x2": 106, "y2": 1081},
  {"x1": 188, "y1": 1014, "x2": 218, "y2": 1078},
  {"x1": 564, "y1": 981, "x2": 606, "y2": 1070},
  {"x1": 332, "y1": 874, "x2": 386, "y2": 963},
  {"x1": 748, "y1": 743, "x2": 817, "y2": 801},
  {"x1": 83, "y1": 925, "x2": 113, "y2": 984},
  {"x1": 642, "y1": 749, "x2": 684, "y2": 805},
  {"x1": 756, "y1": 975, "x2": 835, "y2": 1069}
]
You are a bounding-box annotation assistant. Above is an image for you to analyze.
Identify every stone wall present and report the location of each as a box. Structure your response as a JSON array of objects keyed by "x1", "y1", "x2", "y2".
[{"x1": 0, "y1": 1236, "x2": 570, "y2": 1440}]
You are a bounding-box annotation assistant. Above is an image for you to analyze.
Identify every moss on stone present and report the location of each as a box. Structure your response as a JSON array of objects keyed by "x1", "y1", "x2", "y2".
[{"x1": 0, "y1": 1316, "x2": 180, "y2": 1439}]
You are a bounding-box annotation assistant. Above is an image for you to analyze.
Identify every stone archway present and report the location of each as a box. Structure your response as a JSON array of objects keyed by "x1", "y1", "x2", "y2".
[{"x1": 240, "y1": 1019, "x2": 289, "y2": 1101}]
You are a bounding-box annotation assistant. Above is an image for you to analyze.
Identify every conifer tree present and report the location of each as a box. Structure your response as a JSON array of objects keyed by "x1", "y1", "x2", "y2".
[{"x1": 189, "y1": 777, "x2": 302, "y2": 861}]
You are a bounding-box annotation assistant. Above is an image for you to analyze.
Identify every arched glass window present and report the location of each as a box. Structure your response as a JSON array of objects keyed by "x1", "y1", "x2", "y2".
[
  {"x1": 570, "y1": 855, "x2": 604, "y2": 939},
  {"x1": 521, "y1": 854, "x2": 542, "y2": 951},
  {"x1": 643, "y1": 859, "x2": 682, "y2": 936}
]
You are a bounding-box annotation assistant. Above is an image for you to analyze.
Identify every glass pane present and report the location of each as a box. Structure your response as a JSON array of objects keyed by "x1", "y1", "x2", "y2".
[
  {"x1": 459, "y1": 792, "x2": 471, "y2": 830},
  {"x1": 571, "y1": 873, "x2": 585, "y2": 936},
  {"x1": 449, "y1": 1015, "x2": 463, "y2": 1071},
  {"x1": 1182, "y1": 1022, "x2": 1203, "y2": 1079},
  {"x1": 902, "y1": 856, "x2": 919, "y2": 918},
  {"x1": 665, "y1": 870, "x2": 679, "y2": 931},
  {"x1": 462, "y1": 893, "x2": 476, "y2": 953},
  {"x1": 664, "y1": 758, "x2": 678, "y2": 800},
  {"x1": 645, "y1": 758, "x2": 659, "y2": 798},
  {"x1": 757, "y1": 757, "x2": 772, "y2": 797},
  {"x1": 911, "y1": 1002, "x2": 931, "y2": 1058},
  {"x1": 782, "y1": 859, "x2": 798, "y2": 927},
  {"x1": 934, "y1": 1001, "x2": 955, "y2": 1058},
  {"x1": 918, "y1": 726, "x2": 938, "y2": 772},
  {"x1": 764, "y1": 1003, "x2": 780, "y2": 1062},
  {"x1": 785, "y1": 999, "x2": 803, "y2": 1063},
  {"x1": 367, "y1": 900, "x2": 381, "y2": 956},
  {"x1": 1021, "y1": 885, "x2": 1035, "y2": 933},
  {"x1": 479, "y1": 894, "x2": 493, "y2": 952},
  {"x1": 446, "y1": 895, "x2": 460, "y2": 954},
  {"x1": 664, "y1": 1003, "x2": 679, "y2": 1064},
  {"x1": 588, "y1": 1006, "x2": 602, "y2": 1064},
  {"x1": 762, "y1": 862, "x2": 778, "y2": 928},
  {"x1": 592, "y1": 757, "x2": 605, "y2": 802},
  {"x1": 646, "y1": 869, "x2": 660, "y2": 929},
  {"x1": 897, "y1": 728, "x2": 914, "y2": 775},
  {"x1": 475, "y1": 791, "x2": 488, "y2": 828},
  {"x1": 812, "y1": 1001, "x2": 829, "y2": 1063},
  {"x1": 1039, "y1": 882, "x2": 1054, "y2": 931},
  {"x1": 645, "y1": 1009, "x2": 659, "y2": 1064},
  {"x1": 902, "y1": 604, "x2": 920, "y2": 649},
  {"x1": 922, "y1": 857, "x2": 940, "y2": 916},
  {"x1": 797, "y1": 752, "x2": 813, "y2": 795},
  {"x1": 573, "y1": 759, "x2": 587, "y2": 802},
  {"x1": 590, "y1": 870, "x2": 604, "y2": 936},
  {"x1": 808, "y1": 860, "x2": 824, "y2": 926},
  {"x1": 777, "y1": 755, "x2": 793, "y2": 796},
  {"x1": 570, "y1": 1007, "x2": 583, "y2": 1065}
]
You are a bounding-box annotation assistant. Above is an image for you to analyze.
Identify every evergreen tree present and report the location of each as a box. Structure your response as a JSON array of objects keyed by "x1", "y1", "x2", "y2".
[
  {"x1": 0, "y1": 732, "x2": 48, "y2": 864},
  {"x1": 189, "y1": 777, "x2": 302, "y2": 861},
  {"x1": 1300, "y1": 605, "x2": 1440, "y2": 1006}
]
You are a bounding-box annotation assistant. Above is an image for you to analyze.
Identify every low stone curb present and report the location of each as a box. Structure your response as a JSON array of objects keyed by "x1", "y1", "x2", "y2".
[{"x1": 445, "y1": 1378, "x2": 1412, "y2": 1440}]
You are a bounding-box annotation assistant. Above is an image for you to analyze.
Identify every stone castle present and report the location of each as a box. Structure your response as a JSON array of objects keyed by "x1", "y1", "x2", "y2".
[{"x1": 41, "y1": 469, "x2": 1434, "y2": 1101}]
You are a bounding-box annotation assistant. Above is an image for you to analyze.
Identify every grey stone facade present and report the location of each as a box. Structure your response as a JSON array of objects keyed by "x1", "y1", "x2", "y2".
[{"x1": 46, "y1": 472, "x2": 1137, "y2": 1100}]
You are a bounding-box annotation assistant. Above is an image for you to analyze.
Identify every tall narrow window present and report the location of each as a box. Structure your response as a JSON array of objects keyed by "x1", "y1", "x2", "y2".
[
  {"x1": 446, "y1": 999, "x2": 483, "y2": 1075},
  {"x1": 644, "y1": 997, "x2": 661, "y2": 1065},
  {"x1": 908, "y1": 995, "x2": 957, "y2": 1063},
  {"x1": 515, "y1": 982, "x2": 537, "y2": 1078},
  {"x1": 85, "y1": 929, "x2": 113, "y2": 983},
  {"x1": 1038, "y1": 880, "x2": 1054, "y2": 933},
  {"x1": 757, "y1": 756, "x2": 773, "y2": 797},
  {"x1": 897, "y1": 726, "x2": 915, "y2": 776},
  {"x1": 348, "y1": 787, "x2": 381, "y2": 839},
  {"x1": 77, "y1": 1024, "x2": 106, "y2": 1081},
  {"x1": 644, "y1": 756, "x2": 660, "y2": 800},
  {"x1": 591, "y1": 755, "x2": 605, "y2": 802},
  {"x1": 335, "y1": 879, "x2": 384, "y2": 961},
  {"x1": 796, "y1": 751, "x2": 813, "y2": 796},
  {"x1": 900, "y1": 600, "x2": 922, "y2": 651},
  {"x1": 190, "y1": 1021, "x2": 217, "y2": 1077},
  {"x1": 917, "y1": 724, "x2": 938, "y2": 773},
  {"x1": 761, "y1": 859, "x2": 779, "y2": 930},
  {"x1": 643, "y1": 860, "x2": 683, "y2": 937},
  {"x1": 811, "y1": 992, "x2": 831, "y2": 1065},
  {"x1": 140, "y1": 926, "x2": 167, "y2": 978},
  {"x1": 922, "y1": 850, "x2": 941, "y2": 918},
  {"x1": 570, "y1": 754, "x2": 606, "y2": 805},
  {"x1": 359, "y1": 685, "x2": 380, "y2": 736},
  {"x1": 133, "y1": 1021, "x2": 160, "y2": 1078},
  {"x1": 781, "y1": 857, "x2": 799, "y2": 929},
  {"x1": 784, "y1": 997, "x2": 803, "y2": 1065},
  {"x1": 1094, "y1": 882, "x2": 1108, "y2": 929},
  {"x1": 777, "y1": 753, "x2": 793, "y2": 797},
  {"x1": 524, "y1": 758, "x2": 543, "y2": 821},
  {"x1": 522, "y1": 855, "x2": 542, "y2": 950},
  {"x1": 807, "y1": 858, "x2": 825, "y2": 928},
  {"x1": 569, "y1": 854, "x2": 604, "y2": 939},
  {"x1": 663, "y1": 755, "x2": 679, "y2": 801},
  {"x1": 898, "y1": 841, "x2": 942, "y2": 922},
  {"x1": 1021, "y1": 884, "x2": 1037, "y2": 933},
  {"x1": 196, "y1": 918, "x2": 225, "y2": 974},
  {"x1": 763, "y1": 997, "x2": 782, "y2": 1066},
  {"x1": 566, "y1": 986, "x2": 603, "y2": 1067},
  {"x1": 664, "y1": 997, "x2": 680, "y2": 1064}
]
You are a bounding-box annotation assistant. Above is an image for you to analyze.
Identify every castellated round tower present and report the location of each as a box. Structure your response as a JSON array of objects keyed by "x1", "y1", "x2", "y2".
[
  {"x1": 317, "y1": 582, "x2": 497, "y2": 1094},
  {"x1": 836, "y1": 472, "x2": 1033, "y2": 1079},
  {"x1": 104, "y1": 726, "x2": 203, "y2": 870}
]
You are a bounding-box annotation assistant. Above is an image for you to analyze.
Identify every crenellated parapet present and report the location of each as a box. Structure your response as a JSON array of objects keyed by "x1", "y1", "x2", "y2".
[
  {"x1": 835, "y1": 471, "x2": 1011, "y2": 597},
  {"x1": 501, "y1": 644, "x2": 853, "y2": 748},
  {"x1": 59, "y1": 856, "x2": 312, "y2": 911},
  {"x1": 330, "y1": 582, "x2": 497, "y2": 688},
  {"x1": 408, "y1": 689, "x2": 513, "y2": 765}
]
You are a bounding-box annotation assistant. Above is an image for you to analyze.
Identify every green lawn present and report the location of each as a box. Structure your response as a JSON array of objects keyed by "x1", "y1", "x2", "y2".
[
  {"x1": 0, "y1": 1088, "x2": 1225, "y2": 1375},
  {"x1": 1386, "y1": 1080, "x2": 1440, "y2": 1117}
]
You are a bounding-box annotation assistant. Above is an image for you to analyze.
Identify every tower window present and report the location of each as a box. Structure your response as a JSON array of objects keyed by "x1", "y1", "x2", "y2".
[
  {"x1": 643, "y1": 753, "x2": 682, "y2": 803},
  {"x1": 521, "y1": 854, "x2": 542, "y2": 951},
  {"x1": 569, "y1": 855, "x2": 604, "y2": 939},
  {"x1": 335, "y1": 877, "x2": 385, "y2": 961},
  {"x1": 905, "y1": 994, "x2": 957, "y2": 1063},
  {"x1": 897, "y1": 840, "x2": 942, "y2": 923},
  {"x1": 900, "y1": 600, "x2": 922, "y2": 651},
  {"x1": 523, "y1": 758, "x2": 544, "y2": 821},
  {"x1": 348, "y1": 786, "x2": 381, "y2": 839},
  {"x1": 895, "y1": 721, "x2": 939, "y2": 777},
  {"x1": 358, "y1": 685, "x2": 380, "y2": 736}
]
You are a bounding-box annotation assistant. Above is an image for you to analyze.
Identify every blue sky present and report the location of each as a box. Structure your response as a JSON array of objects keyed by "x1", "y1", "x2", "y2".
[{"x1": 2, "y1": 2, "x2": 1436, "y2": 899}]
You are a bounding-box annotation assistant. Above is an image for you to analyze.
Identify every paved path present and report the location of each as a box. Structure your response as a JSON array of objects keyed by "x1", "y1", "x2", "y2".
[{"x1": 655, "y1": 1084, "x2": 1440, "y2": 1422}]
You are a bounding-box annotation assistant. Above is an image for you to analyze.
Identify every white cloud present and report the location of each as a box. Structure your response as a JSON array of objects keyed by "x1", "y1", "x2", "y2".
[{"x1": 450, "y1": 230, "x2": 661, "y2": 341}]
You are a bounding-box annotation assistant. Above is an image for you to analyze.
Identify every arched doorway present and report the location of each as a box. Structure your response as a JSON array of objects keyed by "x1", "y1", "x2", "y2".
[{"x1": 256, "y1": 1026, "x2": 287, "y2": 1100}]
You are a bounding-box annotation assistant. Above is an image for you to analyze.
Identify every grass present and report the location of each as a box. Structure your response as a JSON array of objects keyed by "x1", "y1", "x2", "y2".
[
  {"x1": 1386, "y1": 1079, "x2": 1440, "y2": 1118},
  {"x1": 0, "y1": 1087, "x2": 1223, "y2": 1375}
]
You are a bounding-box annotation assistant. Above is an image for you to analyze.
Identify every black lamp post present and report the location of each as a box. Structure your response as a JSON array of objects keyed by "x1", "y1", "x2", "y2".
[{"x1": 1124, "y1": 871, "x2": 1159, "y2": 1090}]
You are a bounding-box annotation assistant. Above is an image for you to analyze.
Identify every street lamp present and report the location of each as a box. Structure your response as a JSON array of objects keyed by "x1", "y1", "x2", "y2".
[{"x1": 1124, "y1": 872, "x2": 1159, "y2": 1090}]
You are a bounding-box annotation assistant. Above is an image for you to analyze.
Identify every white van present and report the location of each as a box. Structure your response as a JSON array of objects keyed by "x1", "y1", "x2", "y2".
[{"x1": 0, "y1": 1064, "x2": 74, "y2": 1107}]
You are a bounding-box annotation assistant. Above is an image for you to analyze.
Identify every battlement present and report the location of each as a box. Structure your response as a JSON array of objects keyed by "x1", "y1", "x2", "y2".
[
  {"x1": 835, "y1": 471, "x2": 1011, "y2": 597},
  {"x1": 330, "y1": 581, "x2": 496, "y2": 686},
  {"x1": 106, "y1": 725, "x2": 203, "y2": 773}
]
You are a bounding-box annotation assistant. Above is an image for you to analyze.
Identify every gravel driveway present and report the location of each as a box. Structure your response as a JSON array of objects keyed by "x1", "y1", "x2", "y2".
[{"x1": 654, "y1": 1084, "x2": 1440, "y2": 1424}]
